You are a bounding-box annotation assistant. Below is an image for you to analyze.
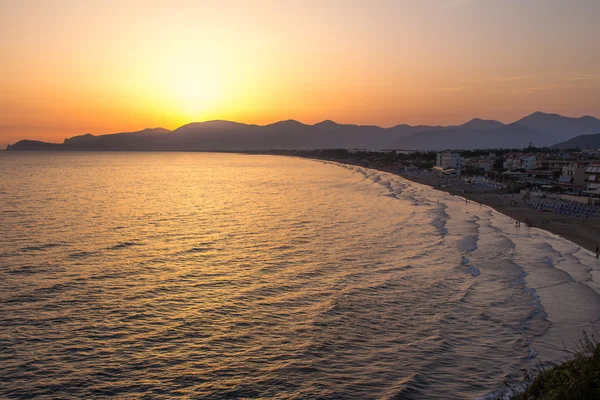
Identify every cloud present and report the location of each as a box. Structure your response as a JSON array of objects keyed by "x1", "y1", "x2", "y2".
[
  {"x1": 566, "y1": 75, "x2": 600, "y2": 81},
  {"x1": 434, "y1": 86, "x2": 467, "y2": 92},
  {"x1": 515, "y1": 84, "x2": 575, "y2": 94},
  {"x1": 484, "y1": 76, "x2": 534, "y2": 82}
]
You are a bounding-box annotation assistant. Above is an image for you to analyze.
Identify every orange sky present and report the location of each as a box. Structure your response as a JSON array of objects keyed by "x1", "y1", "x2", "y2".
[{"x1": 1, "y1": 0, "x2": 600, "y2": 147}]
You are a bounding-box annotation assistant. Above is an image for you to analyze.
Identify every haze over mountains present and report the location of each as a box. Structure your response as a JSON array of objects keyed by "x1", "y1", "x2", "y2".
[{"x1": 6, "y1": 112, "x2": 600, "y2": 152}]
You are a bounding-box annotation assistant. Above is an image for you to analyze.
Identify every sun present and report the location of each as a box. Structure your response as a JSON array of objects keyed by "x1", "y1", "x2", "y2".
[
  {"x1": 166, "y1": 64, "x2": 224, "y2": 120},
  {"x1": 139, "y1": 49, "x2": 248, "y2": 126}
]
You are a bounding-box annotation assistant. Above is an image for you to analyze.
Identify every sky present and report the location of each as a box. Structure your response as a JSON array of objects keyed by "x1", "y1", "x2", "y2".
[{"x1": 1, "y1": 0, "x2": 600, "y2": 146}]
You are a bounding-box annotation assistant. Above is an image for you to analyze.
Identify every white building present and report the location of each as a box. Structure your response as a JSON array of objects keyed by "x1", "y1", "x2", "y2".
[
  {"x1": 503, "y1": 153, "x2": 536, "y2": 171},
  {"x1": 436, "y1": 152, "x2": 464, "y2": 170},
  {"x1": 521, "y1": 155, "x2": 537, "y2": 170}
]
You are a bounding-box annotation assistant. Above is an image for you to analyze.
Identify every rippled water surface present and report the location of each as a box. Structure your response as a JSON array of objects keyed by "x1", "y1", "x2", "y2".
[{"x1": 1, "y1": 153, "x2": 599, "y2": 399}]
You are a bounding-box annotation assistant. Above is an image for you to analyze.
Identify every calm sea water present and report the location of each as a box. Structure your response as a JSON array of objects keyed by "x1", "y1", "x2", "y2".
[{"x1": 1, "y1": 153, "x2": 599, "y2": 399}]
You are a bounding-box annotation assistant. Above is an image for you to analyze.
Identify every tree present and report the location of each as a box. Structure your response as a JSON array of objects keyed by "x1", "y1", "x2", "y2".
[{"x1": 493, "y1": 158, "x2": 505, "y2": 170}]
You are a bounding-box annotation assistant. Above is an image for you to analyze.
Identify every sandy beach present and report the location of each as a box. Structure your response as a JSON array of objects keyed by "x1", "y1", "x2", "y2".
[{"x1": 395, "y1": 170, "x2": 600, "y2": 255}]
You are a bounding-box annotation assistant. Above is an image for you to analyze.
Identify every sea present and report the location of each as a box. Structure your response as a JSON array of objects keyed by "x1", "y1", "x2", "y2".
[{"x1": 1, "y1": 152, "x2": 599, "y2": 399}]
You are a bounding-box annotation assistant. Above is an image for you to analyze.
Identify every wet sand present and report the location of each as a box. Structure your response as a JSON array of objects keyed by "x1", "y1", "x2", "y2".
[
  {"x1": 397, "y1": 171, "x2": 600, "y2": 255},
  {"x1": 467, "y1": 193, "x2": 599, "y2": 253}
]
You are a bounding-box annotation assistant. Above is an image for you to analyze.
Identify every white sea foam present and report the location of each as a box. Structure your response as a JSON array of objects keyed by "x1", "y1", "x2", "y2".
[{"x1": 335, "y1": 161, "x2": 600, "y2": 398}]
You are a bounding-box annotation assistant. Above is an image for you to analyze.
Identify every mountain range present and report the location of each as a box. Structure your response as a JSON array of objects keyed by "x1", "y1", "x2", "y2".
[{"x1": 6, "y1": 112, "x2": 600, "y2": 151}]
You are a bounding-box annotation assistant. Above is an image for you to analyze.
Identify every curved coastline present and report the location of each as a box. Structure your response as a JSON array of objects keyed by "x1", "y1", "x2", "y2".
[
  {"x1": 320, "y1": 157, "x2": 600, "y2": 305},
  {"x1": 304, "y1": 156, "x2": 599, "y2": 255},
  {"x1": 310, "y1": 157, "x2": 600, "y2": 397}
]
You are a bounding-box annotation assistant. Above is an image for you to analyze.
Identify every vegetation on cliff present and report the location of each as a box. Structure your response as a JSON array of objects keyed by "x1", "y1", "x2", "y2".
[{"x1": 509, "y1": 332, "x2": 600, "y2": 400}]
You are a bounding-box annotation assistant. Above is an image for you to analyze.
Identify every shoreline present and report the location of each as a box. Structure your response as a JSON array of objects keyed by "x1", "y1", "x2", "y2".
[
  {"x1": 308, "y1": 155, "x2": 600, "y2": 397},
  {"x1": 400, "y1": 172, "x2": 600, "y2": 255},
  {"x1": 302, "y1": 156, "x2": 600, "y2": 255}
]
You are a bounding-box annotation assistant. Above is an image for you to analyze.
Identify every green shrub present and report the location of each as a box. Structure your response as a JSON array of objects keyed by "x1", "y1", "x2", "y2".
[{"x1": 511, "y1": 332, "x2": 600, "y2": 399}]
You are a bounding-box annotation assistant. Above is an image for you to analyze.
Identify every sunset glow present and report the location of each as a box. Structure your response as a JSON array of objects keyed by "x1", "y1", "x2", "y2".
[
  {"x1": 3, "y1": 2, "x2": 600, "y2": 397},
  {"x1": 1, "y1": 0, "x2": 600, "y2": 146}
]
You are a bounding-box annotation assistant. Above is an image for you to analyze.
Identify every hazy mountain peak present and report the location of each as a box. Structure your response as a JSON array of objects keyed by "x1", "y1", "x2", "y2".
[
  {"x1": 314, "y1": 120, "x2": 339, "y2": 127},
  {"x1": 64, "y1": 133, "x2": 95, "y2": 144},
  {"x1": 201, "y1": 120, "x2": 248, "y2": 126},
  {"x1": 517, "y1": 111, "x2": 600, "y2": 140},
  {"x1": 63, "y1": 128, "x2": 170, "y2": 144},
  {"x1": 267, "y1": 119, "x2": 306, "y2": 128},
  {"x1": 528, "y1": 111, "x2": 560, "y2": 118},
  {"x1": 460, "y1": 118, "x2": 504, "y2": 130},
  {"x1": 175, "y1": 120, "x2": 251, "y2": 132},
  {"x1": 141, "y1": 127, "x2": 170, "y2": 133}
]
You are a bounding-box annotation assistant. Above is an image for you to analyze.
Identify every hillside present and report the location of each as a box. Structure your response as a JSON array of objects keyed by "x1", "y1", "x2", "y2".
[
  {"x1": 389, "y1": 123, "x2": 556, "y2": 151},
  {"x1": 552, "y1": 133, "x2": 600, "y2": 150}
]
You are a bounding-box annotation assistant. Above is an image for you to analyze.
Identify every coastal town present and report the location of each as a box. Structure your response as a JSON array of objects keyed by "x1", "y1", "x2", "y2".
[
  {"x1": 430, "y1": 148, "x2": 600, "y2": 194},
  {"x1": 269, "y1": 146, "x2": 600, "y2": 196}
]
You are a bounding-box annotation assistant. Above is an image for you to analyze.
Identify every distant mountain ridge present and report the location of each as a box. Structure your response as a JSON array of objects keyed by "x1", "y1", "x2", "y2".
[
  {"x1": 516, "y1": 111, "x2": 600, "y2": 141},
  {"x1": 459, "y1": 118, "x2": 505, "y2": 130},
  {"x1": 391, "y1": 122, "x2": 555, "y2": 151},
  {"x1": 551, "y1": 133, "x2": 600, "y2": 150},
  {"x1": 6, "y1": 112, "x2": 600, "y2": 151}
]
